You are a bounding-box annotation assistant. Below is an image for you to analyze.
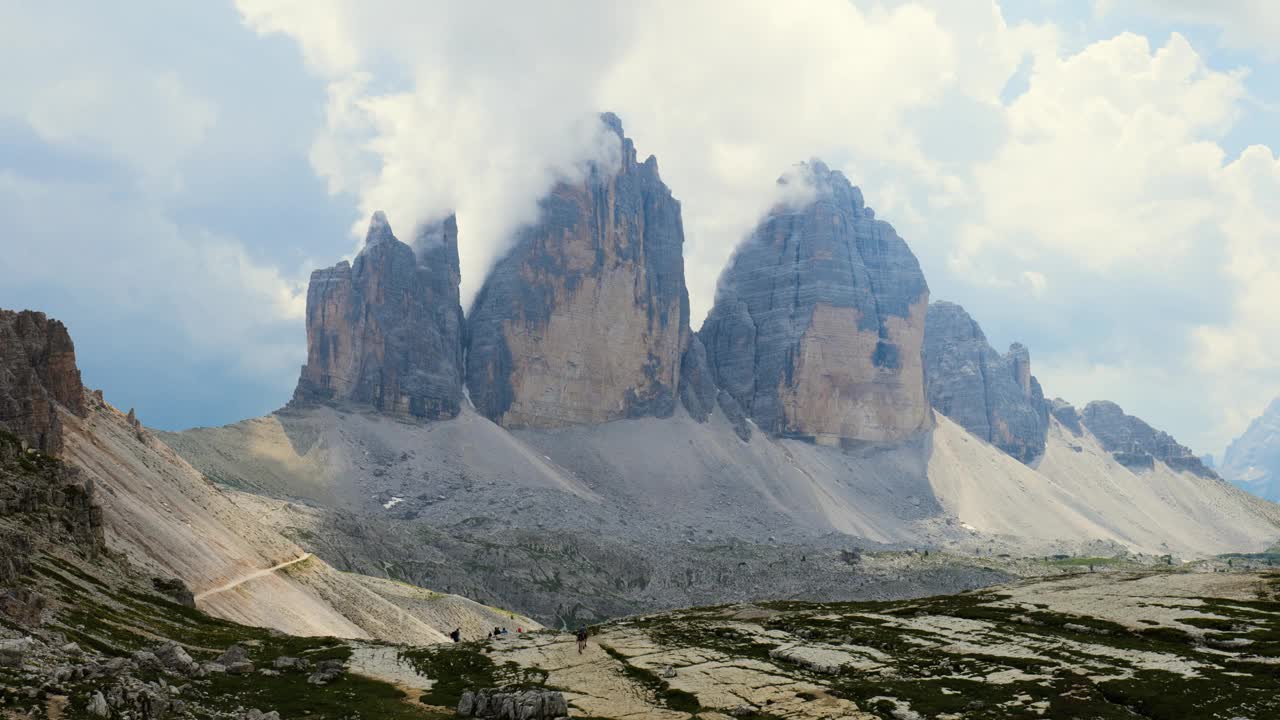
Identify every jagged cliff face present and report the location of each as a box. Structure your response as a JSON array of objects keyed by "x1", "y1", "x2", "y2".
[
  {"x1": 1081, "y1": 400, "x2": 1216, "y2": 478},
  {"x1": 1222, "y1": 399, "x2": 1280, "y2": 501},
  {"x1": 466, "y1": 114, "x2": 690, "y2": 429},
  {"x1": 0, "y1": 310, "x2": 85, "y2": 455},
  {"x1": 293, "y1": 212, "x2": 465, "y2": 419},
  {"x1": 924, "y1": 301, "x2": 1048, "y2": 463},
  {"x1": 699, "y1": 161, "x2": 931, "y2": 446}
]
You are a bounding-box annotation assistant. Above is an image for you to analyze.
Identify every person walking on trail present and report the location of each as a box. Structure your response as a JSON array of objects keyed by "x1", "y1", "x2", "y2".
[{"x1": 576, "y1": 626, "x2": 589, "y2": 654}]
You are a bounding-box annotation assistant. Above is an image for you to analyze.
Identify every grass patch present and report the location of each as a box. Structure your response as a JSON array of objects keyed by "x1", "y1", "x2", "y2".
[
  {"x1": 599, "y1": 644, "x2": 699, "y2": 713},
  {"x1": 401, "y1": 643, "x2": 548, "y2": 709}
]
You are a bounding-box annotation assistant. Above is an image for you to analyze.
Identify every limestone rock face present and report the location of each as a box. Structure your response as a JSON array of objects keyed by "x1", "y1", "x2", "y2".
[
  {"x1": 923, "y1": 301, "x2": 1049, "y2": 463},
  {"x1": 1081, "y1": 401, "x2": 1215, "y2": 478},
  {"x1": 0, "y1": 310, "x2": 85, "y2": 455},
  {"x1": 1221, "y1": 398, "x2": 1280, "y2": 501},
  {"x1": 293, "y1": 212, "x2": 465, "y2": 419},
  {"x1": 678, "y1": 336, "x2": 717, "y2": 423},
  {"x1": 1049, "y1": 398, "x2": 1083, "y2": 436},
  {"x1": 699, "y1": 161, "x2": 931, "y2": 445},
  {"x1": 466, "y1": 114, "x2": 690, "y2": 429}
]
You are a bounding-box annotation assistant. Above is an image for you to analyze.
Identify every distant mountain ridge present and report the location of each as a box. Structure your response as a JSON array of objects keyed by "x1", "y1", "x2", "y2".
[
  {"x1": 1223, "y1": 398, "x2": 1280, "y2": 501},
  {"x1": 156, "y1": 113, "x2": 1280, "y2": 624}
]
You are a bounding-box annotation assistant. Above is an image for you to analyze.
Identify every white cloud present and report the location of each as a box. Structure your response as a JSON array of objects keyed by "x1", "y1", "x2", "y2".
[
  {"x1": 235, "y1": 0, "x2": 1280, "y2": 455},
  {"x1": 1123, "y1": 1, "x2": 1280, "y2": 60},
  {"x1": 0, "y1": 172, "x2": 306, "y2": 377},
  {"x1": 236, "y1": 0, "x2": 1060, "y2": 313},
  {"x1": 0, "y1": 6, "x2": 217, "y2": 189}
]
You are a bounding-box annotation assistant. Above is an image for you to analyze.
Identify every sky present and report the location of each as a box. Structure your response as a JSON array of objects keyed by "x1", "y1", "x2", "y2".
[{"x1": 1, "y1": 1, "x2": 1277, "y2": 458}]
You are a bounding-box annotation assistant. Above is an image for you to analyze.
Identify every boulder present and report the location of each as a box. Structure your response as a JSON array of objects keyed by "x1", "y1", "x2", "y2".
[
  {"x1": 86, "y1": 691, "x2": 109, "y2": 718},
  {"x1": 0, "y1": 637, "x2": 33, "y2": 667},
  {"x1": 307, "y1": 658, "x2": 346, "y2": 686},
  {"x1": 216, "y1": 643, "x2": 249, "y2": 666},
  {"x1": 700, "y1": 161, "x2": 932, "y2": 446},
  {"x1": 153, "y1": 641, "x2": 196, "y2": 675},
  {"x1": 457, "y1": 688, "x2": 569, "y2": 720}
]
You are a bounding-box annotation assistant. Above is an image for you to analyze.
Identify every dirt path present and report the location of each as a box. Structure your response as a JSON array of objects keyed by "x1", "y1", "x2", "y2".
[{"x1": 195, "y1": 553, "x2": 312, "y2": 601}]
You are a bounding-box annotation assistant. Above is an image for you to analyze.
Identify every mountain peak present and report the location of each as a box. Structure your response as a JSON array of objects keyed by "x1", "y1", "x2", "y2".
[{"x1": 364, "y1": 210, "x2": 396, "y2": 247}]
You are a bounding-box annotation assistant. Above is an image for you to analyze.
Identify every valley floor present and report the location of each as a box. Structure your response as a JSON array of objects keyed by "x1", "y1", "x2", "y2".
[{"x1": 388, "y1": 568, "x2": 1280, "y2": 720}]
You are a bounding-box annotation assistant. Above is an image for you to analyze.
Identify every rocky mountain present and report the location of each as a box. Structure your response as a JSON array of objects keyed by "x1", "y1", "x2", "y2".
[
  {"x1": 0, "y1": 310, "x2": 85, "y2": 455},
  {"x1": 292, "y1": 211, "x2": 465, "y2": 419},
  {"x1": 699, "y1": 161, "x2": 932, "y2": 446},
  {"x1": 1222, "y1": 397, "x2": 1280, "y2": 501},
  {"x1": 923, "y1": 301, "x2": 1049, "y2": 463},
  {"x1": 466, "y1": 113, "x2": 690, "y2": 429},
  {"x1": 0, "y1": 305, "x2": 532, "y2": 648},
  {"x1": 164, "y1": 127, "x2": 1280, "y2": 626},
  {"x1": 1080, "y1": 400, "x2": 1216, "y2": 477}
]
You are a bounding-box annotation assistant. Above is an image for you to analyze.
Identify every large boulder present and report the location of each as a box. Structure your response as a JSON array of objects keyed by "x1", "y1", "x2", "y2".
[
  {"x1": 292, "y1": 212, "x2": 465, "y2": 419},
  {"x1": 923, "y1": 301, "x2": 1049, "y2": 463},
  {"x1": 0, "y1": 310, "x2": 85, "y2": 455},
  {"x1": 457, "y1": 688, "x2": 568, "y2": 720},
  {"x1": 699, "y1": 161, "x2": 932, "y2": 446},
  {"x1": 466, "y1": 113, "x2": 691, "y2": 429}
]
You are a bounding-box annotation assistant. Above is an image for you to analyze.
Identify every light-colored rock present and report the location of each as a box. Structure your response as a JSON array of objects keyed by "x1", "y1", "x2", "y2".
[
  {"x1": 467, "y1": 113, "x2": 691, "y2": 429},
  {"x1": 701, "y1": 161, "x2": 932, "y2": 445}
]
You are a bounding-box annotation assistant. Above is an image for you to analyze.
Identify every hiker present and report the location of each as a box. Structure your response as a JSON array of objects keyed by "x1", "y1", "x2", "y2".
[
  {"x1": 576, "y1": 626, "x2": 588, "y2": 654},
  {"x1": 450, "y1": 628, "x2": 461, "y2": 643}
]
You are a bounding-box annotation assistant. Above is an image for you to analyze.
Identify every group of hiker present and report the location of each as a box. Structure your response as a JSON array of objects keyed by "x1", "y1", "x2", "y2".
[{"x1": 448, "y1": 626, "x2": 526, "y2": 642}]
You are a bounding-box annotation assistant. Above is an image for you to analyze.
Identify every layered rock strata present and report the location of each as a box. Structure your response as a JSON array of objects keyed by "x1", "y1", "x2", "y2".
[
  {"x1": 0, "y1": 310, "x2": 85, "y2": 456},
  {"x1": 1081, "y1": 400, "x2": 1216, "y2": 478},
  {"x1": 699, "y1": 161, "x2": 931, "y2": 446},
  {"x1": 924, "y1": 301, "x2": 1049, "y2": 463},
  {"x1": 293, "y1": 212, "x2": 465, "y2": 419},
  {"x1": 466, "y1": 114, "x2": 690, "y2": 429}
]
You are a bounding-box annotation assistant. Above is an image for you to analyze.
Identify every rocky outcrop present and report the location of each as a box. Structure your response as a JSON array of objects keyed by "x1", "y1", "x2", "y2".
[
  {"x1": 678, "y1": 336, "x2": 717, "y2": 424},
  {"x1": 293, "y1": 212, "x2": 465, "y2": 419},
  {"x1": 924, "y1": 301, "x2": 1049, "y2": 463},
  {"x1": 0, "y1": 310, "x2": 85, "y2": 455},
  {"x1": 699, "y1": 161, "x2": 931, "y2": 446},
  {"x1": 1081, "y1": 401, "x2": 1215, "y2": 478},
  {"x1": 1221, "y1": 398, "x2": 1280, "y2": 501},
  {"x1": 1049, "y1": 398, "x2": 1083, "y2": 436},
  {"x1": 457, "y1": 688, "x2": 569, "y2": 720},
  {"x1": 466, "y1": 113, "x2": 690, "y2": 429}
]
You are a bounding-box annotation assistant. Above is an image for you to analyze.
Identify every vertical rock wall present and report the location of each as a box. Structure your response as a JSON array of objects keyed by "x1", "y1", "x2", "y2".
[
  {"x1": 0, "y1": 310, "x2": 85, "y2": 455},
  {"x1": 293, "y1": 212, "x2": 465, "y2": 419},
  {"x1": 699, "y1": 161, "x2": 932, "y2": 445},
  {"x1": 465, "y1": 114, "x2": 691, "y2": 429},
  {"x1": 923, "y1": 301, "x2": 1049, "y2": 463}
]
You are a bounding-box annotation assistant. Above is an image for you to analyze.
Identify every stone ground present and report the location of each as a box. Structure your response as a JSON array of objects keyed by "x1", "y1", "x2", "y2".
[{"x1": 391, "y1": 569, "x2": 1280, "y2": 720}]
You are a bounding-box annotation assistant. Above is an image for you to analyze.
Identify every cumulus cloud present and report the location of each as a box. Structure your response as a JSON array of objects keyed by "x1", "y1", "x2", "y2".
[
  {"x1": 4, "y1": 1, "x2": 1277, "y2": 455},
  {"x1": 237, "y1": 0, "x2": 1058, "y2": 313},
  {"x1": 0, "y1": 1, "x2": 317, "y2": 426},
  {"x1": 238, "y1": 0, "x2": 637, "y2": 303},
  {"x1": 236, "y1": 0, "x2": 1280, "y2": 454},
  {"x1": 952, "y1": 30, "x2": 1278, "y2": 453},
  {"x1": 0, "y1": 171, "x2": 306, "y2": 379}
]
